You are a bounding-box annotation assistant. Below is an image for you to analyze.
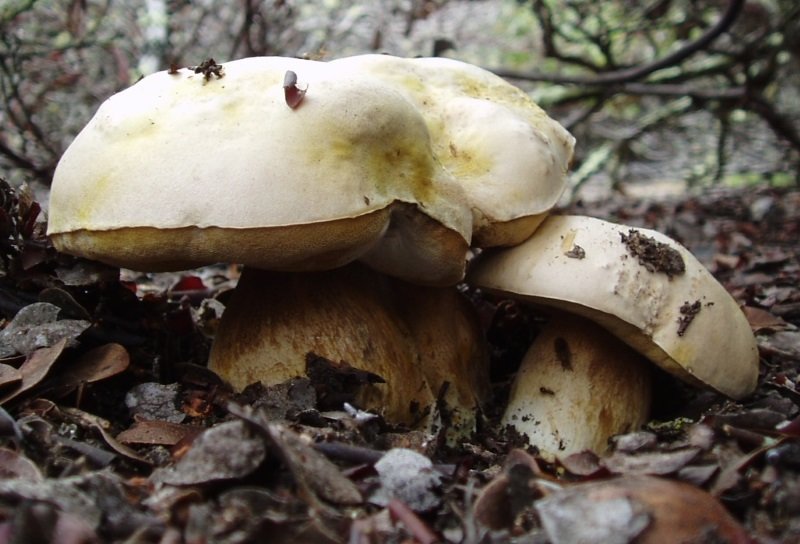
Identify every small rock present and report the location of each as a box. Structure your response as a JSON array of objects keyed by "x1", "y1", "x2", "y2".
[{"x1": 371, "y1": 448, "x2": 442, "y2": 512}]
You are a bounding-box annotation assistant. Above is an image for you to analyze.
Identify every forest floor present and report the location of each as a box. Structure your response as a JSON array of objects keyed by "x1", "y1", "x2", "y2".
[{"x1": 0, "y1": 182, "x2": 798, "y2": 543}]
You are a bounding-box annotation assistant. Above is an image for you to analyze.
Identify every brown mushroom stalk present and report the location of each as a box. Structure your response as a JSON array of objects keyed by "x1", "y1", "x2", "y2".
[{"x1": 208, "y1": 263, "x2": 489, "y2": 439}]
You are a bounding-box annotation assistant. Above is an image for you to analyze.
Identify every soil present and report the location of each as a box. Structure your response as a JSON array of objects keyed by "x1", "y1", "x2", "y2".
[{"x1": 0, "y1": 182, "x2": 798, "y2": 543}]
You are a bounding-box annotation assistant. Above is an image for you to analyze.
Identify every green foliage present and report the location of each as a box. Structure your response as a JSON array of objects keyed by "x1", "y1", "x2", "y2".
[{"x1": 507, "y1": 0, "x2": 800, "y2": 197}]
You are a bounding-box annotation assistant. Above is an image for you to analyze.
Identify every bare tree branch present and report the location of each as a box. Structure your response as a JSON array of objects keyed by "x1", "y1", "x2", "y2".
[{"x1": 492, "y1": 0, "x2": 745, "y2": 86}]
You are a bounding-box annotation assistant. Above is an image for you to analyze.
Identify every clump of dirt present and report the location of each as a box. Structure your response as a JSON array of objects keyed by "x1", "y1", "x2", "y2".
[
  {"x1": 676, "y1": 299, "x2": 702, "y2": 336},
  {"x1": 621, "y1": 228, "x2": 686, "y2": 278}
]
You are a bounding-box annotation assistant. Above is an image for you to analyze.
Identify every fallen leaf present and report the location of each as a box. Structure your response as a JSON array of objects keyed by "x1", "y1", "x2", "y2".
[
  {"x1": 601, "y1": 448, "x2": 701, "y2": 476},
  {"x1": 677, "y1": 463, "x2": 719, "y2": 486},
  {"x1": 610, "y1": 431, "x2": 658, "y2": 453},
  {"x1": 472, "y1": 448, "x2": 546, "y2": 530},
  {"x1": 0, "y1": 364, "x2": 22, "y2": 390},
  {"x1": 60, "y1": 406, "x2": 151, "y2": 465},
  {"x1": 743, "y1": 306, "x2": 789, "y2": 332},
  {"x1": 473, "y1": 473, "x2": 514, "y2": 530},
  {"x1": 0, "y1": 447, "x2": 43, "y2": 481},
  {"x1": 757, "y1": 330, "x2": 800, "y2": 358},
  {"x1": 38, "y1": 287, "x2": 92, "y2": 321},
  {"x1": 0, "y1": 303, "x2": 89, "y2": 357},
  {"x1": 267, "y1": 422, "x2": 363, "y2": 506},
  {"x1": 535, "y1": 475, "x2": 751, "y2": 544},
  {"x1": 117, "y1": 420, "x2": 203, "y2": 447},
  {"x1": 51, "y1": 343, "x2": 130, "y2": 395},
  {"x1": 559, "y1": 450, "x2": 606, "y2": 477},
  {"x1": 372, "y1": 448, "x2": 441, "y2": 512},
  {"x1": 0, "y1": 338, "x2": 68, "y2": 405},
  {"x1": 152, "y1": 420, "x2": 267, "y2": 486},
  {"x1": 229, "y1": 403, "x2": 363, "y2": 508}
]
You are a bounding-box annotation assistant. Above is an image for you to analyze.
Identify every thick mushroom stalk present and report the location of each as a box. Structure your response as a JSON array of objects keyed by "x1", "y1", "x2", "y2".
[
  {"x1": 469, "y1": 214, "x2": 759, "y2": 400},
  {"x1": 208, "y1": 263, "x2": 489, "y2": 440},
  {"x1": 502, "y1": 313, "x2": 652, "y2": 460}
]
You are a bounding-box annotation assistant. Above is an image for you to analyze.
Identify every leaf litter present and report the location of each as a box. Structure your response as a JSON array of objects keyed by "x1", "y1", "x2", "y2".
[{"x1": 0, "y1": 181, "x2": 798, "y2": 542}]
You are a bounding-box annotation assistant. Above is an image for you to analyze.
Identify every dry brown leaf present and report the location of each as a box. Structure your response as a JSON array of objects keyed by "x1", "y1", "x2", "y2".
[
  {"x1": 58, "y1": 343, "x2": 129, "y2": 388},
  {"x1": 0, "y1": 447, "x2": 43, "y2": 481},
  {"x1": 473, "y1": 448, "x2": 547, "y2": 530},
  {"x1": 228, "y1": 403, "x2": 363, "y2": 508},
  {"x1": 117, "y1": 420, "x2": 203, "y2": 447},
  {"x1": 0, "y1": 364, "x2": 22, "y2": 390},
  {"x1": 152, "y1": 420, "x2": 267, "y2": 486},
  {"x1": 59, "y1": 406, "x2": 152, "y2": 466},
  {"x1": 601, "y1": 447, "x2": 701, "y2": 476},
  {"x1": 559, "y1": 450, "x2": 606, "y2": 477},
  {"x1": 535, "y1": 475, "x2": 751, "y2": 544},
  {"x1": 0, "y1": 303, "x2": 89, "y2": 357},
  {"x1": 743, "y1": 306, "x2": 790, "y2": 332},
  {"x1": 267, "y1": 422, "x2": 363, "y2": 506},
  {"x1": 758, "y1": 330, "x2": 800, "y2": 359},
  {"x1": 0, "y1": 338, "x2": 68, "y2": 404}
]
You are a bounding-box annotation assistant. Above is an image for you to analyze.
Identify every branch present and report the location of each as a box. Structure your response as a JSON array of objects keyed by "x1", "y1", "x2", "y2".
[
  {"x1": 747, "y1": 96, "x2": 800, "y2": 153},
  {"x1": 0, "y1": 136, "x2": 50, "y2": 180},
  {"x1": 492, "y1": 0, "x2": 745, "y2": 86}
]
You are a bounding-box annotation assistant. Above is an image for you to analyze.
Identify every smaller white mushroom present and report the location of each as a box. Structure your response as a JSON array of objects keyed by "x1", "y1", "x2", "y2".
[{"x1": 469, "y1": 214, "x2": 760, "y2": 456}]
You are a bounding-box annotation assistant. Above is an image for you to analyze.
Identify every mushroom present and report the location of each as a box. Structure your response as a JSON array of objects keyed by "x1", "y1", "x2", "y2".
[
  {"x1": 332, "y1": 54, "x2": 576, "y2": 247},
  {"x1": 46, "y1": 55, "x2": 573, "y2": 438},
  {"x1": 469, "y1": 214, "x2": 759, "y2": 457}
]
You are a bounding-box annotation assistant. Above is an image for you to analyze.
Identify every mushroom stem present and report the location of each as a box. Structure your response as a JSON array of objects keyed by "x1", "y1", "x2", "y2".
[
  {"x1": 208, "y1": 263, "x2": 488, "y2": 440},
  {"x1": 502, "y1": 312, "x2": 652, "y2": 460}
]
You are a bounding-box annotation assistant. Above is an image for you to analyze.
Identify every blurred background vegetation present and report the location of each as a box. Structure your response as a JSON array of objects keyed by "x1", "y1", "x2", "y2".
[{"x1": 2, "y1": 0, "x2": 798, "y2": 203}]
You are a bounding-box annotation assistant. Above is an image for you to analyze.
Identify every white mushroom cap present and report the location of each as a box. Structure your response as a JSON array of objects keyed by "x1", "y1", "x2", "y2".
[
  {"x1": 502, "y1": 313, "x2": 652, "y2": 460},
  {"x1": 331, "y1": 54, "x2": 576, "y2": 247},
  {"x1": 48, "y1": 56, "x2": 471, "y2": 285},
  {"x1": 469, "y1": 214, "x2": 759, "y2": 399}
]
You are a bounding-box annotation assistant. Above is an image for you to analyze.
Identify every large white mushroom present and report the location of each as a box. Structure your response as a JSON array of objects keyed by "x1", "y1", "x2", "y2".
[
  {"x1": 47, "y1": 55, "x2": 573, "y2": 438},
  {"x1": 469, "y1": 214, "x2": 759, "y2": 458}
]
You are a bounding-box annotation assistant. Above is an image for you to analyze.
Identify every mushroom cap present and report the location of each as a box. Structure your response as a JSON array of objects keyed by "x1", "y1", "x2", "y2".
[
  {"x1": 47, "y1": 56, "x2": 471, "y2": 285},
  {"x1": 502, "y1": 313, "x2": 652, "y2": 460},
  {"x1": 469, "y1": 214, "x2": 759, "y2": 399},
  {"x1": 208, "y1": 263, "x2": 488, "y2": 437},
  {"x1": 330, "y1": 54, "x2": 576, "y2": 247}
]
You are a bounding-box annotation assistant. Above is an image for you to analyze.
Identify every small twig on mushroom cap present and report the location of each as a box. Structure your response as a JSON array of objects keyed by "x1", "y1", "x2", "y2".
[{"x1": 283, "y1": 70, "x2": 307, "y2": 109}]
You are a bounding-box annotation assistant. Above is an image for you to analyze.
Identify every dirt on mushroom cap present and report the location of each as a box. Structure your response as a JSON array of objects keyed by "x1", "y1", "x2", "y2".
[{"x1": 468, "y1": 214, "x2": 759, "y2": 399}]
